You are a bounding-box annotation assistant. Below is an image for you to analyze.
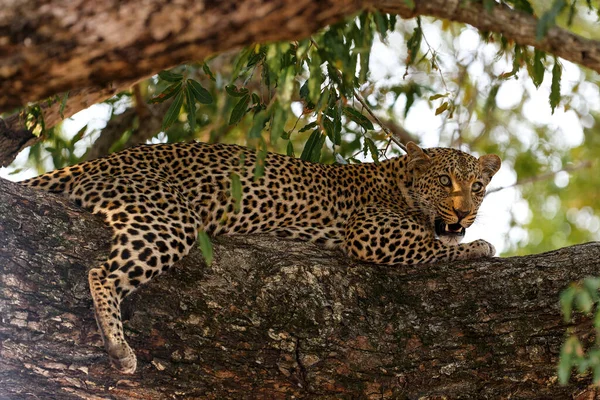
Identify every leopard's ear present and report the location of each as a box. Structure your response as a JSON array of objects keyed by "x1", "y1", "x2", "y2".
[
  {"x1": 406, "y1": 142, "x2": 431, "y2": 175},
  {"x1": 479, "y1": 154, "x2": 501, "y2": 180}
]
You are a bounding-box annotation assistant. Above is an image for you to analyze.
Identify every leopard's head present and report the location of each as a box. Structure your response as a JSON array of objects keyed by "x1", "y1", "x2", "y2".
[{"x1": 405, "y1": 142, "x2": 501, "y2": 245}]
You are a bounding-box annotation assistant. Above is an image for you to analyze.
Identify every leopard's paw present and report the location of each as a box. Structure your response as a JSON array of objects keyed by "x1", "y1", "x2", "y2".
[
  {"x1": 469, "y1": 239, "x2": 495, "y2": 258},
  {"x1": 106, "y1": 341, "x2": 137, "y2": 374},
  {"x1": 457, "y1": 239, "x2": 495, "y2": 261}
]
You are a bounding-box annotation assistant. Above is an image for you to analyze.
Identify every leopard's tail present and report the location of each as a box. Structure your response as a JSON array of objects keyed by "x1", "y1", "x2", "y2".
[{"x1": 20, "y1": 163, "x2": 88, "y2": 194}]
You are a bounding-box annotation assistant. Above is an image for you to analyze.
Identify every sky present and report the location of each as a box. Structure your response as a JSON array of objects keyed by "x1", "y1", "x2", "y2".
[{"x1": 1, "y1": 21, "x2": 597, "y2": 256}]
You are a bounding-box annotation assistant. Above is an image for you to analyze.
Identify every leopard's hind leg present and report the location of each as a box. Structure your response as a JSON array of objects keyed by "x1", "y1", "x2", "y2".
[{"x1": 73, "y1": 176, "x2": 199, "y2": 373}]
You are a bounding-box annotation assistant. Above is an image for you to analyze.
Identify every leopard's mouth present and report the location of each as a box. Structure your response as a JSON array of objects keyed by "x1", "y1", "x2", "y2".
[{"x1": 434, "y1": 218, "x2": 466, "y2": 238}]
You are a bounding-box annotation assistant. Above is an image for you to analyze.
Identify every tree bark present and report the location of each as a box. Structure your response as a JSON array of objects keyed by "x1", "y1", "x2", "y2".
[
  {"x1": 1, "y1": 178, "x2": 599, "y2": 399},
  {"x1": 1, "y1": 0, "x2": 599, "y2": 113}
]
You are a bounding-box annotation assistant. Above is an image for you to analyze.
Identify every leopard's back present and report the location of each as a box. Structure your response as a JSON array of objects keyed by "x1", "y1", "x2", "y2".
[
  {"x1": 142, "y1": 142, "x2": 393, "y2": 245},
  {"x1": 22, "y1": 142, "x2": 391, "y2": 246}
]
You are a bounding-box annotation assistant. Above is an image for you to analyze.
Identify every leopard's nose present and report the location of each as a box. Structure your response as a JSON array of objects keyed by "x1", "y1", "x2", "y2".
[{"x1": 453, "y1": 208, "x2": 470, "y2": 221}]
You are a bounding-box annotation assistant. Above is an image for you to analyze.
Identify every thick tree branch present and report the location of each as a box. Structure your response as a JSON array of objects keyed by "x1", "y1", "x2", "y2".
[
  {"x1": 0, "y1": 83, "x2": 137, "y2": 167},
  {"x1": 1, "y1": 178, "x2": 599, "y2": 398},
  {"x1": 1, "y1": 0, "x2": 599, "y2": 115},
  {"x1": 374, "y1": 0, "x2": 600, "y2": 73}
]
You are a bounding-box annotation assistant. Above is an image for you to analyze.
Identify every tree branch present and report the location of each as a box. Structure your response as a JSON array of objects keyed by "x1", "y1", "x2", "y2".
[
  {"x1": 374, "y1": 0, "x2": 600, "y2": 74},
  {"x1": 1, "y1": 177, "x2": 599, "y2": 398},
  {"x1": 1, "y1": 0, "x2": 599, "y2": 114},
  {"x1": 0, "y1": 82, "x2": 138, "y2": 167}
]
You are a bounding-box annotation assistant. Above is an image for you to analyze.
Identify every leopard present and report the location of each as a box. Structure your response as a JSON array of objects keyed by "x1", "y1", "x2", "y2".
[{"x1": 21, "y1": 140, "x2": 501, "y2": 374}]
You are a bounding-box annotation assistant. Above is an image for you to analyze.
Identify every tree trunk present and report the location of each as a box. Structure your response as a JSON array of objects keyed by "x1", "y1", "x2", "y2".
[{"x1": 0, "y1": 178, "x2": 598, "y2": 399}]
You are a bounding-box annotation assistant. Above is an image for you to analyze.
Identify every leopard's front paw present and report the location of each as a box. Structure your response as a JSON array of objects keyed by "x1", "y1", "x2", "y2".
[
  {"x1": 469, "y1": 239, "x2": 496, "y2": 258},
  {"x1": 457, "y1": 239, "x2": 495, "y2": 261},
  {"x1": 106, "y1": 341, "x2": 137, "y2": 374}
]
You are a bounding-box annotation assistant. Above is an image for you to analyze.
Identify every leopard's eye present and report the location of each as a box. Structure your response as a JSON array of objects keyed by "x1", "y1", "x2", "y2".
[
  {"x1": 439, "y1": 175, "x2": 451, "y2": 187},
  {"x1": 472, "y1": 181, "x2": 483, "y2": 192}
]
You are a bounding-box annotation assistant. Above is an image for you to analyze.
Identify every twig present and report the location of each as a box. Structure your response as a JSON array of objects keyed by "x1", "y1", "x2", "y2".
[
  {"x1": 353, "y1": 91, "x2": 408, "y2": 153},
  {"x1": 486, "y1": 161, "x2": 593, "y2": 196},
  {"x1": 133, "y1": 83, "x2": 150, "y2": 119}
]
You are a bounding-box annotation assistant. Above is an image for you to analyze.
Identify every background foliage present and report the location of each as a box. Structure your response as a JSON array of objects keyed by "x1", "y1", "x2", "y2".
[{"x1": 3, "y1": 0, "x2": 600, "y2": 385}]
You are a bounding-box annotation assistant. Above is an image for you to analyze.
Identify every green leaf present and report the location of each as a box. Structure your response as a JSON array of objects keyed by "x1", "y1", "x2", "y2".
[
  {"x1": 286, "y1": 141, "x2": 295, "y2": 157},
  {"x1": 249, "y1": 110, "x2": 268, "y2": 139},
  {"x1": 403, "y1": 85, "x2": 420, "y2": 117},
  {"x1": 388, "y1": 14, "x2": 397, "y2": 30},
  {"x1": 278, "y1": 66, "x2": 295, "y2": 103},
  {"x1": 247, "y1": 46, "x2": 266, "y2": 69},
  {"x1": 502, "y1": 44, "x2": 524, "y2": 80},
  {"x1": 429, "y1": 93, "x2": 448, "y2": 101},
  {"x1": 202, "y1": 62, "x2": 216, "y2": 81},
  {"x1": 307, "y1": 53, "x2": 323, "y2": 105},
  {"x1": 299, "y1": 121, "x2": 318, "y2": 133},
  {"x1": 583, "y1": 277, "x2": 600, "y2": 301},
  {"x1": 558, "y1": 341, "x2": 573, "y2": 385},
  {"x1": 323, "y1": 117, "x2": 336, "y2": 145},
  {"x1": 512, "y1": 0, "x2": 534, "y2": 14},
  {"x1": 8, "y1": 168, "x2": 24, "y2": 175},
  {"x1": 197, "y1": 231, "x2": 214, "y2": 266},
  {"x1": 373, "y1": 12, "x2": 388, "y2": 41},
  {"x1": 550, "y1": 58, "x2": 562, "y2": 114},
  {"x1": 300, "y1": 129, "x2": 326, "y2": 163},
  {"x1": 594, "y1": 365, "x2": 600, "y2": 386},
  {"x1": 406, "y1": 17, "x2": 422, "y2": 65},
  {"x1": 270, "y1": 106, "x2": 288, "y2": 142},
  {"x1": 158, "y1": 70, "x2": 184, "y2": 83},
  {"x1": 531, "y1": 50, "x2": 545, "y2": 88},
  {"x1": 185, "y1": 84, "x2": 197, "y2": 133},
  {"x1": 560, "y1": 286, "x2": 577, "y2": 322},
  {"x1": 59, "y1": 92, "x2": 69, "y2": 120},
  {"x1": 231, "y1": 47, "x2": 253, "y2": 80},
  {"x1": 365, "y1": 137, "x2": 379, "y2": 163},
  {"x1": 435, "y1": 102, "x2": 449, "y2": 116},
  {"x1": 225, "y1": 84, "x2": 249, "y2": 98},
  {"x1": 536, "y1": 0, "x2": 567, "y2": 41},
  {"x1": 333, "y1": 104, "x2": 342, "y2": 144},
  {"x1": 148, "y1": 81, "x2": 182, "y2": 104},
  {"x1": 576, "y1": 290, "x2": 594, "y2": 314},
  {"x1": 71, "y1": 125, "x2": 87, "y2": 146},
  {"x1": 187, "y1": 79, "x2": 213, "y2": 104},
  {"x1": 343, "y1": 107, "x2": 374, "y2": 130},
  {"x1": 230, "y1": 173, "x2": 242, "y2": 213},
  {"x1": 299, "y1": 81, "x2": 309, "y2": 101},
  {"x1": 162, "y1": 90, "x2": 184, "y2": 130},
  {"x1": 254, "y1": 147, "x2": 267, "y2": 180},
  {"x1": 594, "y1": 308, "x2": 600, "y2": 328},
  {"x1": 484, "y1": 84, "x2": 500, "y2": 113},
  {"x1": 229, "y1": 94, "x2": 250, "y2": 125}
]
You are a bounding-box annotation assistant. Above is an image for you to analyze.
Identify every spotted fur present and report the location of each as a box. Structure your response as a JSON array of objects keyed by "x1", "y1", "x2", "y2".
[{"x1": 21, "y1": 141, "x2": 501, "y2": 373}]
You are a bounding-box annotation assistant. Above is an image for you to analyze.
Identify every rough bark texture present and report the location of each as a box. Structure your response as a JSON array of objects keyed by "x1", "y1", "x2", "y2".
[
  {"x1": 1, "y1": 178, "x2": 599, "y2": 399},
  {"x1": 1, "y1": 0, "x2": 599, "y2": 113}
]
